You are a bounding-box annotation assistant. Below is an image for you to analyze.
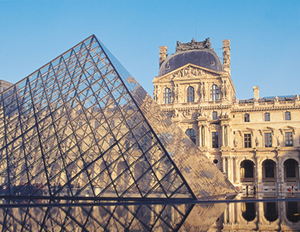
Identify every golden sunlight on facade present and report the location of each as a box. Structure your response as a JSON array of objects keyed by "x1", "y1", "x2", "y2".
[{"x1": 153, "y1": 38, "x2": 300, "y2": 195}]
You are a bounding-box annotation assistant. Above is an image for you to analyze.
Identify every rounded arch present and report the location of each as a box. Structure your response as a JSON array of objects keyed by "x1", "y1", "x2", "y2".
[
  {"x1": 240, "y1": 160, "x2": 255, "y2": 182},
  {"x1": 264, "y1": 202, "x2": 278, "y2": 222},
  {"x1": 163, "y1": 87, "x2": 172, "y2": 104},
  {"x1": 284, "y1": 158, "x2": 299, "y2": 180},
  {"x1": 241, "y1": 202, "x2": 256, "y2": 222},
  {"x1": 187, "y1": 86, "x2": 194, "y2": 102},
  {"x1": 210, "y1": 84, "x2": 219, "y2": 101},
  {"x1": 186, "y1": 128, "x2": 196, "y2": 145},
  {"x1": 286, "y1": 201, "x2": 300, "y2": 222},
  {"x1": 262, "y1": 159, "x2": 276, "y2": 182}
]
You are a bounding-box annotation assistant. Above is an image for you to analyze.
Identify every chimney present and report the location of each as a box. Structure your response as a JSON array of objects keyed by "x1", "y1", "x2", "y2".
[
  {"x1": 159, "y1": 46, "x2": 168, "y2": 67},
  {"x1": 222, "y1": 40, "x2": 231, "y2": 74},
  {"x1": 253, "y1": 86, "x2": 259, "y2": 100}
]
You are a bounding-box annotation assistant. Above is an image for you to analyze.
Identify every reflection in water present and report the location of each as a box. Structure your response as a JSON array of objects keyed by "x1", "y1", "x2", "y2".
[
  {"x1": 0, "y1": 202, "x2": 227, "y2": 232},
  {"x1": 241, "y1": 202, "x2": 256, "y2": 221},
  {"x1": 213, "y1": 199, "x2": 300, "y2": 231},
  {"x1": 264, "y1": 202, "x2": 278, "y2": 222},
  {"x1": 286, "y1": 201, "x2": 300, "y2": 223},
  {"x1": 1, "y1": 199, "x2": 300, "y2": 231}
]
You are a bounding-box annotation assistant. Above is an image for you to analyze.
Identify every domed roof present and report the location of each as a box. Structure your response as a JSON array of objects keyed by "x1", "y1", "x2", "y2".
[{"x1": 158, "y1": 38, "x2": 223, "y2": 76}]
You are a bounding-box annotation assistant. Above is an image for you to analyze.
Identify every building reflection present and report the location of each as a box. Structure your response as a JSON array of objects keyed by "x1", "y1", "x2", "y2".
[
  {"x1": 0, "y1": 198, "x2": 299, "y2": 231},
  {"x1": 212, "y1": 197, "x2": 300, "y2": 231}
]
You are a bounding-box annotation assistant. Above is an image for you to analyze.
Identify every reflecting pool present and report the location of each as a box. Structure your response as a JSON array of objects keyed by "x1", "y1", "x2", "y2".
[{"x1": 1, "y1": 194, "x2": 299, "y2": 231}]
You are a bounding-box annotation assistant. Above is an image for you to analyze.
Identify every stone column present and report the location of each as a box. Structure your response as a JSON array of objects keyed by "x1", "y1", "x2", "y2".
[
  {"x1": 233, "y1": 156, "x2": 237, "y2": 184},
  {"x1": 222, "y1": 125, "x2": 225, "y2": 147},
  {"x1": 222, "y1": 156, "x2": 227, "y2": 175},
  {"x1": 227, "y1": 156, "x2": 233, "y2": 183},
  {"x1": 204, "y1": 125, "x2": 209, "y2": 148},
  {"x1": 198, "y1": 124, "x2": 202, "y2": 147},
  {"x1": 224, "y1": 125, "x2": 228, "y2": 146},
  {"x1": 278, "y1": 155, "x2": 284, "y2": 194},
  {"x1": 298, "y1": 164, "x2": 300, "y2": 188},
  {"x1": 255, "y1": 155, "x2": 261, "y2": 193}
]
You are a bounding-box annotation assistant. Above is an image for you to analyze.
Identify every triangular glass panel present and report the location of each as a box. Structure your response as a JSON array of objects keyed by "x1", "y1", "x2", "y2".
[{"x1": 0, "y1": 35, "x2": 236, "y2": 201}]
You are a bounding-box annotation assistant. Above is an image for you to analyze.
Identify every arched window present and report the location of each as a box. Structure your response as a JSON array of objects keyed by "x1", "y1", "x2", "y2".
[
  {"x1": 242, "y1": 202, "x2": 256, "y2": 222},
  {"x1": 284, "y1": 159, "x2": 299, "y2": 179},
  {"x1": 211, "y1": 84, "x2": 219, "y2": 101},
  {"x1": 285, "y1": 111, "x2": 291, "y2": 120},
  {"x1": 187, "y1": 86, "x2": 194, "y2": 102},
  {"x1": 241, "y1": 160, "x2": 255, "y2": 181},
  {"x1": 186, "y1": 129, "x2": 196, "y2": 144},
  {"x1": 212, "y1": 111, "x2": 218, "y2": 120},
  {"x1": 286, "y1": 201, "x2": 300, "y2": 222},
  {"x1": 264, "y1": 112, "x2": 270, "y2": 121},
  {"x1": 264, "y1": 202, "x2": 278, "y2": 222},
  {"x1": 244, "y1": 113, "x2": 250, "y2": 122},
  {"x1": 163, "y1": 88, "x2": 172, "y2": 104},
  {"x1": 263, "y1": 159, "x2": 276, "y2": 179}
]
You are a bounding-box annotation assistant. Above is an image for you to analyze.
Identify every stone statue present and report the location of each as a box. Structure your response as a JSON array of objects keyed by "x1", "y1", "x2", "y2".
[
  {"x1": 202, "y1": 84, "x2": 206, "y2": 99},
  {"x1": 233, "y1": 137, "x2": 238, "y2": 147},
  {"x1": 176, "y1": 38, "x2": 211, "y2": 52},
  {"x1": 277, "y1": 136, "x2": 280, "y2": 146},
  {"x1": 255, "y1": 137, "x2": 259, "y2": 147}
]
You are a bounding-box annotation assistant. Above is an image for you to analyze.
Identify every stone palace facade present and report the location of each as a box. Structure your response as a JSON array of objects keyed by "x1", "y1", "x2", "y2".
[{"x1": 153, "y1": 38, "x2": 300, "y2": 193}]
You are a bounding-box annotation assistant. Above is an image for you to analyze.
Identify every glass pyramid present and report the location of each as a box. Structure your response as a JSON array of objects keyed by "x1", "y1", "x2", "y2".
[
  {"x1": 0, "y1": 202, "x2": 228, "y2": 231},
  {"x1": 0, "y1": 35, "x2": 236, "y2": 200}
]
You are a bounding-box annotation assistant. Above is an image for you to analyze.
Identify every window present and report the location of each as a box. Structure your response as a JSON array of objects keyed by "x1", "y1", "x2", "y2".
[
  {"x1": 185, "y1": 129, "x2": 196, "y2": 144},
  {"x1": 264, "y1": 160, "x2": 275, "y2": 178},
  {"x1": 265, "y1": 133, "x2": 272, "y2": 147},
  {"x1": 285, "y1": 132, "x2": 293, "y2": 146},
  {"x1": 187, "y1": 86, "x2": 194, "y2": 102},
  {"x1": 285, "y1": 159, "x2": 297, "y2": 178},
  {"x1": 244, "y1": 134, "x2": 251, "y2": 148},
  {"x1": 265, "y1": 112, "x2": 270, "y2": 121},
  {"x1": 244, "y1": 113, "x2": 250, "y2": 122},
  {"x1": 285, "y1": 111, "x2": 291, "y2": 120},
  {"x1": 212, "y1": 132, "x2": 218, "y2": 148},
  {"x1": 163, "y1": 88, "x2": 172, "y2": 104},
  {"x1": 212, "y1": 111, "x2": 218, "y2": 120},
  {"x1": 211, "y1": 84, "x2": 219, "y2": 101}
]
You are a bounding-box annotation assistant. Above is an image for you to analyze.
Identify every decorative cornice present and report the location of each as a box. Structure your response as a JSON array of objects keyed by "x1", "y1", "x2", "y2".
[
  {"x1": 232, "y1": 104, "x2": 300, "y2": 112},
  {"x1": 161, "y1": 104, "x2": 232, "y2": 112}
]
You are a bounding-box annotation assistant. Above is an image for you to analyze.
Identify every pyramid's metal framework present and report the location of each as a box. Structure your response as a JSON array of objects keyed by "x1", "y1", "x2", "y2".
[{"x1": 0, "y1": 35, "x2": 236, "y2": 200}]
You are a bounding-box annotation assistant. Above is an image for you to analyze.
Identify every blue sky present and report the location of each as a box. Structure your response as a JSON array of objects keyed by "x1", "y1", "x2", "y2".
[{"x1": 0, "y1": 0, "x2": 300, "y2": 100}]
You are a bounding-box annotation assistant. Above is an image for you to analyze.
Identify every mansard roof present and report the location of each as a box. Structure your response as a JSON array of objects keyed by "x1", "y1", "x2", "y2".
[{"x1": 158, "y1": 38, "x2": 223, "y2": 76}]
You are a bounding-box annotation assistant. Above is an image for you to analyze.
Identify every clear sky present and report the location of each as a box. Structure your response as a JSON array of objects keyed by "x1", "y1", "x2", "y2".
[{"x1": 0, "y1": 0, "x2": 300, "y2": 100}]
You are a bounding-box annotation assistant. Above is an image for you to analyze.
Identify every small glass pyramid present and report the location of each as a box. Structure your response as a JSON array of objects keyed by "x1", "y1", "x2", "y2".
[{"x1": 0, "y1": 35, "x2": 236, "y2": 200}]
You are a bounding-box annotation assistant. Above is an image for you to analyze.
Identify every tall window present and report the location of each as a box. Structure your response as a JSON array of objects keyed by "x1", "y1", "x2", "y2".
[
  {"x1": 285, "y1": 132, "x2": 293, "y2": 146},
  {"x1": 186, "y1": 129, "x2": 196, "y2": 144},
  {"x1": 264, "y1": 160, "x2": 275, "y2": 178},
  {"x1": 187, "y1": 86, "x2": 194, "y2": 102},
  {"x1": 212, "y1": 132, "x2": 219, "y2": 148},
  {"x1": 285, "y1": 111, "x2": 291, "y2": 120},
  {"x1": 212, "y1": 111, "x2": 218, "y2": 120},
  {"x1": 244, "y1": 134, "x2": 251, "y2": 148},
  {"x1": 244, "y1": 113, "x2": 250, "y2": 122},
  {"x1": 265, "y1": 112, "x2": 270, "y2": 121},
  {"x1": 265, "y1": 133, "x2": 272, "y2": 147},
  {"x1": 163, "y1": 88, "x2": 172, "y2": 104},
  {"x1": 211, "y1": 84, "x2": 219, "y2": 101},
  {"x1": 285, "y1": 159, "x2": 297, "y2": 178}
]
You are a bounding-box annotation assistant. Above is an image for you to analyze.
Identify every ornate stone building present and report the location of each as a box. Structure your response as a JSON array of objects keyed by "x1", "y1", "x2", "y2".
[{"x1": 153, "y1": 38, "x2": 300, "y2": 193}]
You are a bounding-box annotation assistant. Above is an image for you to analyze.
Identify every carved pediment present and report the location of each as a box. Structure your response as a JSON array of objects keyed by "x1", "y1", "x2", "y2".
[{"x1": 154, "y1": 64, "x2": 222, "y2": 83}]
